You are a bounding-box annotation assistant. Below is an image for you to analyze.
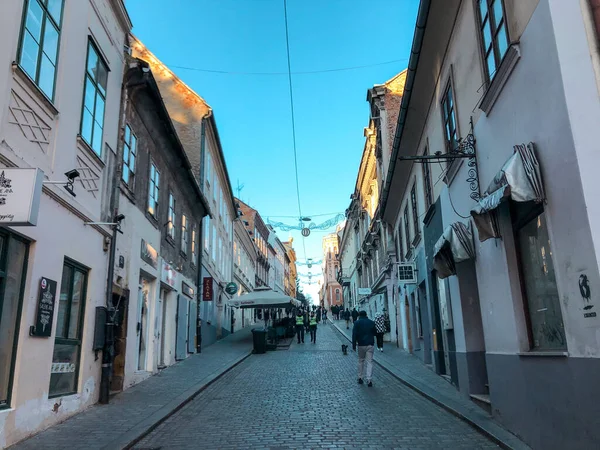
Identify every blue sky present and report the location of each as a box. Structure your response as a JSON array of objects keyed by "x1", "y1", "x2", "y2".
[{"x1": 126, "y1": 0, "x2": 419, "y2": 301}]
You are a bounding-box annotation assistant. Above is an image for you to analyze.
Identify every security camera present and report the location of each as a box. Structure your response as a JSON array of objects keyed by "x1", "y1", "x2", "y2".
[
  {"x1": 65, "y1": 169, "x2": 80, "y2": 181},
  {"x1": 115, "y1": 214, "x2": 125, "y2": 223}
]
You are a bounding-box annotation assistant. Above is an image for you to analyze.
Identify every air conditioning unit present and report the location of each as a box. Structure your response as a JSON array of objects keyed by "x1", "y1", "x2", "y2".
[{"x1": 397, "y1": 262, "x2": 417, "y2": 284}]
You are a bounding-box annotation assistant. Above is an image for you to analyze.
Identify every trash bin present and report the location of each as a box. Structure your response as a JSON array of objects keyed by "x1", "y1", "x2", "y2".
[{"x1": 251, "y1": 328, "x2": 267, "y2": 354}]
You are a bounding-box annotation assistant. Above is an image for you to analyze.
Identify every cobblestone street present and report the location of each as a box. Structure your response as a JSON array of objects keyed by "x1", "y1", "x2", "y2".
[{"x1": 135, "y1": 323, "x2": 498, "y2": 450}]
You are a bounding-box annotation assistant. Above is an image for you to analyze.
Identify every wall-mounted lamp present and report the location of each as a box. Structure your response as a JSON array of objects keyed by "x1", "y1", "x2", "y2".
[{"x1": 42, "y1": 170, "x2": 80, "y2": 197}]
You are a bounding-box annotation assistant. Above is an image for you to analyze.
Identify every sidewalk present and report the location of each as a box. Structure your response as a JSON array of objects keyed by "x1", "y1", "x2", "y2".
[
  {"x1": 330, "y1": 319, "x2": 529, "y2": 450},
  {"x1": 10, "y1": 327, "x2": 254, "y2": 450}
]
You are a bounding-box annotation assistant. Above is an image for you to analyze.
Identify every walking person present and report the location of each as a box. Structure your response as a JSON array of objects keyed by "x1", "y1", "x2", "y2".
[
  {"x1": 375, "y1": 312, "x2": 386, "y2": 352},
  {"x1": 352, "y1": 311, "x2": 376, "y2": 387},
  {"x1": 344, "y1": 308, "x2": 351, "y2": 329},
  {"x1": 351, "y1": 308, "x2": 359, "y2": 323},
  {"x1": 309, "y1": 312, "x2": 318, "y2": 343},
  {"x1": 322, "y1": 308, "x2": 328, "y2": 323},
  {"x1": 295, "y1": 310, "x2": 305, "y2": 344}
]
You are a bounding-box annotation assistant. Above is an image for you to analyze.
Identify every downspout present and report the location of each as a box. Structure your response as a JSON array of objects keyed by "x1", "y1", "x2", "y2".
[
  {"x1": 196, "y1": 117, "x2": 207, "y2": 352},
  {"x1": 380, "y1": 0, "x2": 431, "y2": 218}
]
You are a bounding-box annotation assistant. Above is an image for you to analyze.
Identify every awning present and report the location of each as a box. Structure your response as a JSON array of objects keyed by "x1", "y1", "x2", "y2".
[
  {"x1": 226, "y1": 287, "x2": 301, "y2": 309},
  {"x1": 470, "y1": 143, "x2": 545, "y2": 241},
  {"x1": 433, "y1": 222, "x2": 475, "y2": 279}
]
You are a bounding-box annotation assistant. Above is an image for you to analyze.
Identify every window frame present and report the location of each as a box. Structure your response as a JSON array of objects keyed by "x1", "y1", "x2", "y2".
[
  {"x1": 192, "y1": 223, "x2": 198, "y2": 265},
  {"x1": 476, "y1": 0, "x2": 511, "y2": 84},
  {"x1": 147, "y1": 162, "x2": 160, "y2": 218},
  {"x1": 49, "y1": 258, "x2": 89, "y2": 398},
  {"x1": 167, "y1": 192, "x2": 176, "y2": 240},
  {"x1": 403, "y1": 205, "x2": 411, "y2": 258},
  {"x1": 122, "y1": 124, "x2": 137, "y2": 188},
  {"x1": 410, "y1": 183, "x2": 419, "y2": 240},
  {"x1": 441, "y1": 80, "x2": 459, "y2": 154},
  {"x1": 181, "y1": 214, "x2": 189, "y2": 255},
  {"x1": 511, "y1": 203, "x2": 567, "y2": 351},
  {"x1": 17, "y1": 0, "x2": 65, "y2": 101},
  {"x1": 79, "y1": 38, "x2": 109, "y2": 157},
  {"x1": 422, "y1": 147, "x2": 433, "y2": 209},
  {"x1": 0, "y1": 231, "x2": 29, "y2": 409}
]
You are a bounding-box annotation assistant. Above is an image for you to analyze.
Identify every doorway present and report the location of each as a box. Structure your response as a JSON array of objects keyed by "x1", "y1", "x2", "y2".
[
  {"x1": 111, "y1": 291, "x2": 129, "y2": 392},
  {"x1": 137, "y1": 278, "x2": 150, "y2": 371},
  {"x1": 158, "y1": 289, "x2": 168, "y2": 368}
]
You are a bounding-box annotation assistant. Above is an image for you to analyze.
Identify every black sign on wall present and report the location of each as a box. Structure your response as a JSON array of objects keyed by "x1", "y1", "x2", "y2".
[{"x1": 30, "y1": 277, "x2": 57, "y2": 337}]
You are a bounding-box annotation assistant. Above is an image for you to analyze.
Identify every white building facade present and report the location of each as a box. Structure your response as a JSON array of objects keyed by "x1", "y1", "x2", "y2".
[
  {"x1": 381, "y1": 1, "x2": 600, "y2": 448},
  {"x1": 0, "y1": 0, "x2": 131, "y2": 446}
]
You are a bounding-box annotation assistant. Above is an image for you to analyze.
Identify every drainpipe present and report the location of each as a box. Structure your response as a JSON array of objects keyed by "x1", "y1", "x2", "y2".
[
  {"x1": 380, "y1": 0, "x2": 431, "y2": 218},
  {"x1": 196, "y1": 118, "x2": 207, "y2": 353}
]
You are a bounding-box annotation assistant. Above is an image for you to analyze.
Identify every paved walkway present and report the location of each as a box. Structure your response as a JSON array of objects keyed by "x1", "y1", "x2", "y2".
[
  {"x1": 135, "y1": 323, "x2": 499, "y2": 450},
  {"x1": 330, "y1": 319, "x2": 529, "y2": 450},
  {"x1": 10, "y1": 327, "x2": 254, "y2": 450}
]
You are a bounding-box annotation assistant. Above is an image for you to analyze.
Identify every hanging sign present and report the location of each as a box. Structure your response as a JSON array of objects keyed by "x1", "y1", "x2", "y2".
[
  {"x1": 203, "y1": 277, "x2": 214, "y2": 301},
  {"x1": 301, "y1": 227, "x2": 310, "y2": 237},
  {"x1": 30, "y1": 277, "x2": 57, "y2": 337},
  {"x1": 182, "y1": 281, "x2": 195, "y2": 299},
  {"x1": 0, "y1": 168, "x2": 43, "y2": 226},
  {"x1": 225, "y1": 282, "x2": 238, "y2": 295}
]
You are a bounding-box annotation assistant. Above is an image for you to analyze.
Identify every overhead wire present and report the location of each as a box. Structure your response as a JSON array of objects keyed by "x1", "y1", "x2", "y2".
[
  {"x1": 166, "y1": 58, "x2": 409, "y2": 76},
  {"x1": 282, "y1": 0, "x2": 309, "y2": 285}
]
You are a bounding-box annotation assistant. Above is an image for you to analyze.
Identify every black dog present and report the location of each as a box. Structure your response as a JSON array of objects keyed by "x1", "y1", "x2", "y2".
[{"x1": 341, "y1": 344, "x2": 348, "y2": 355}]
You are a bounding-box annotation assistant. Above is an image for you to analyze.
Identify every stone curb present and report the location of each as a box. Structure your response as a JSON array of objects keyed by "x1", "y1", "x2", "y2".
[
  {"x1": 103, "y1": 351, "x2": 252, "y2": 450},
  {"x1": 329, "y1": 320, "x2": 529, "y2": 450}
]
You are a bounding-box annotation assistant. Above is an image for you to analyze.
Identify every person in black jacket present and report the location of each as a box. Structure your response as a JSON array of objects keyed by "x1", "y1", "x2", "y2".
[
  {"x1": 344, "y1": 308, "x2": 351, "y2": 329},
  {"x1": 352, "y1": 311, "x2": 377, "y2": 387},
  {"x1": 351, "y1": 308, "x2": 359, "y2": 323}
]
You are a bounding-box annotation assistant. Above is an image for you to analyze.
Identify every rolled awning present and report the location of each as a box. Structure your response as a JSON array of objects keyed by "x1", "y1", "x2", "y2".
[
  {"x1": 470, "y1": 143, "x2": 545, "y2": 241},
  {"x1": 433, "y1": 222, "x2": 475, "y2": 279}
]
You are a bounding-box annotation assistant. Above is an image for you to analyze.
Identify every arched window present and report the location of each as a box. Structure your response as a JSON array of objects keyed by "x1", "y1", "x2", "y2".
[{"x1": 336, "y1": 289, "x2": 340, "y2": 302}]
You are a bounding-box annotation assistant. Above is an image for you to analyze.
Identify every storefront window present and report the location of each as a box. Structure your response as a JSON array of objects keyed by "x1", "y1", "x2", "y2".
[
  {"x1": 49, "y1": 260, "x2": 88, "y2": 397},
  {"x1": 0, "y1": 233, "x2": 29, "y2": 407},
  {"x1": 516, "y1": 210, "x2": 566, "y2": 350}
]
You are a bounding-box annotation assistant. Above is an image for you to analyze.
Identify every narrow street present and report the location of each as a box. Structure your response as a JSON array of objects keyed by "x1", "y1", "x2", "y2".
[{"x1": 135, "y1": 324, "x2": 497, "y2": 450}]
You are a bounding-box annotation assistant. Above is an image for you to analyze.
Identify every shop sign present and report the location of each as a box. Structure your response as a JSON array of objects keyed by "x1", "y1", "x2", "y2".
[
  {"x1": 0, "y1": 168, "x2": 43, "y2": 226},
  {"x1": 357, "y1": 288, "x2": 372, "y2": 296},
  {"x1": 202, "y1": 277, "x2": 213, "y2": 301},
  {"x1": 51, "y1": 362, "x2": 76, "y2": 373},
  {"x1": 161, "y1": 261, "x2": 177, "y2": 287},
  {"x1": 30, "y1": 277, "x2": 57, "y2": 337},
  {"x1": 141, "y1": 239, "x2": 158, "y2": 269},
  {"x1": 182, "y1": 281, "x2": 195, "y2": 299},
  {"x1": 225, "y1": 282, "x2": 238, "y2": 295}
]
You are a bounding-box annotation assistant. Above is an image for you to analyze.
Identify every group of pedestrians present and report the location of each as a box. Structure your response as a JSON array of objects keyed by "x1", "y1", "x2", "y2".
[{"x1": 294, "y1": 306, "x2": 328, "y2": 344}]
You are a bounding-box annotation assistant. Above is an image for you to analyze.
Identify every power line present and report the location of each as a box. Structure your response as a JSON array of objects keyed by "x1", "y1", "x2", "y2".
[
  {"x1": 282, "y1": 0, "x2": 308, "y2": 273},
  {"x1": 166, "y1": 58, "x2": 408, "y2": 76}
]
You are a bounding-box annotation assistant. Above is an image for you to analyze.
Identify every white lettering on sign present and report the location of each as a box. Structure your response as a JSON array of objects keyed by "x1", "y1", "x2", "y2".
[{"x1": 51, "y1": 362, "x2": 76, "y2": 374}]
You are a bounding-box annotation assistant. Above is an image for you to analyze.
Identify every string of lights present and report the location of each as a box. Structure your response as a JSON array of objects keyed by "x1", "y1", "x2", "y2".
[{"x1": 267, "y1": 213, "x2": 345, "y2": 232}]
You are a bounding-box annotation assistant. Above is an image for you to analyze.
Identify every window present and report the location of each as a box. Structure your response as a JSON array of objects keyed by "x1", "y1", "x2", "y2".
[
  {"x1": 442, "y1": 83, "x2": 458, "y2": 153},
  {"x1": 403, "y1": 205, "x2": 410, "y2": 256},
  {"x1": 205, "y1": 150, "x2": 212, "y2": 187},
  {"x1": 49, "y1": 259, "x2": 88, "y2": 397},
  {"x1": 422, "y1": 148, "x2": 433, "y2": 209},
  {"x1": 336, "y1": 289, "x2": 340, "y2": 302},
  {"x1": 478, "y1": 0, "x2": 509, "y2": 81},
  {"x1": 18, "y1": 0, "x2": 64, "y2": 100},
  {"x1": 122, "y1": 125, "x2": 137, "y2": 187},
  {"x1": 411, "y1": 184, "x2": 419, "y2": 239},
  {"x1": 203, "y1": 217, "x2": 209, "y2": 250},
  {"x1": 514, "y1": 207, "x2": 566, "y2": 350},
  {"x1": 80, "y1": 40, "x2": 108, "y2": 156},
  {"x1": 0, "y1": 232, "x2": 29, "y2": 407},
  {"x1": 167, "y1": 193, "x2": 176, "y2": 239},
  {"x1": 192, "y1": 224, "x2": 198, "y2": 265},
  {"x1": 147, "y1": 163, "x2": 159, "y2": 217},
  {"x1": 211, "y1": 224, "x2": 217, "y2": 262},
  {"x1": 181, "y1": 214, "x2": 188, "y2": 254}
]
